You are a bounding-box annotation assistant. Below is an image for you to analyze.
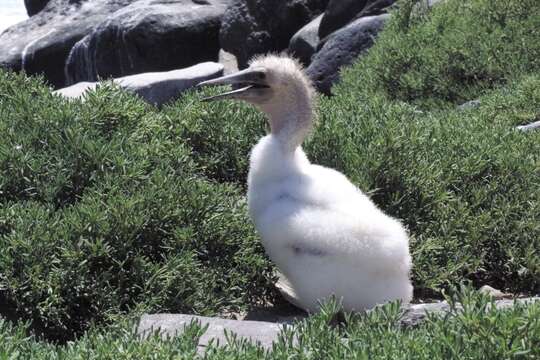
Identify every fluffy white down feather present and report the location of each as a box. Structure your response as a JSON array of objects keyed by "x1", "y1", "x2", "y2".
[{"x1": 248, "y1": 135, "x2": 412, "y2": 312}]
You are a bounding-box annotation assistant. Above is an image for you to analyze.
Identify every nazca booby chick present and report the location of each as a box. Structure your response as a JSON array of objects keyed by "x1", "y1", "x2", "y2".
[{"x1": 198, "y1": 55, "x2": 413, "y2": 312}]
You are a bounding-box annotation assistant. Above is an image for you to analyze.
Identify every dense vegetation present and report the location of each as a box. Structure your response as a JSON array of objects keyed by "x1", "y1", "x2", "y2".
[
  {"x1": 1, "y1": 290, "x2": 539, "y2": 359},
  {"x1": 0, "y1": 0, "x2": 538, "y2": 353},
  {"x1": 0, "y1": 80, "x2": 276, "y2": 341}
]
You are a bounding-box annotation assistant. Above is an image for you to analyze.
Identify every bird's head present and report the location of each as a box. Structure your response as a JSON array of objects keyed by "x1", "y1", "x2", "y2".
[{"x1": 198, "y1": 55, "x2": 315, "y2": 144}]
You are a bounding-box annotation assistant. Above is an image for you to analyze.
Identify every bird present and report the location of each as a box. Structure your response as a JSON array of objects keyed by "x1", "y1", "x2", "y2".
[{"x1": 197, "y1": 54, "x2": 413, "y2": 312}]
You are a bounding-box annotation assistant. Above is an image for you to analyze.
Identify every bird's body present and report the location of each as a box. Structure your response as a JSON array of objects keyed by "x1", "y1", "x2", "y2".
[
  {"x1": 247, "y1": 135, "x2": 412, "y2": 311},
  {"x1": 198, "y1": 55, "x2": 413, "y2": 312}
]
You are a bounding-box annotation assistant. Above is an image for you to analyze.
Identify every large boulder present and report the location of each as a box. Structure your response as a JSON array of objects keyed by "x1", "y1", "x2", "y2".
[
  {"x1": 55, "y1": 62, "x2": 224, "y2": 106},
  {"x1": 357, "y1": 0, "x2": 397, "y2": 18},
  {"x1": 24, "y1": 0, "x2": 51, "y2": 16},
  {"x1": 0, "y1": 0, "x2": 135, "y2": 88},
  {"x1": 288, "y1": 14, "x2": 322, "y2": 66},
  {"x1": 318, "y1": 0, "x2": 395, "y2": 39},
  {"x1": 220, "y1": 0, "x2": 329, "y2": 68},
  {"x1": 318, "y1": 0, "x2": 369, "y2": 39},
  {"x1": 65, "y1": 0, "x2": 229, "y2": 85},
  {"x1": 306, "y1": 14, "x2": 389, "y2": 94}
]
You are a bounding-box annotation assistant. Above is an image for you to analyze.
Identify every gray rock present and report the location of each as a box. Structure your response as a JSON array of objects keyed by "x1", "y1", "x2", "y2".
[
  {"x1": 219, "y1": 0, "x2": 329, "y2": 68},
  {"x1": 399, "y1": 301, "x2": 449, "y2": 328},
  {"x1": 137, "y1": 298, "x2": 540, "y2": 353},
  {"x1": 478, "y1": 285, "x2": 510, "y2": 299},
  {"x1": 138, "y1": 314, "x2": 285, "y2": 352},
  {"x1": 65, "y1": 0, "x2": 229, "y2": 86},
  {"x1": 54, "y1": 81, "x2": 98, "y2": 99},
  {"x1": 55, "y1": 62, "x2": 224, "y2": 106},
  {"x1": 318, "y1": 0, "x2": 369, "y2": 39},
  {"x1": 288, "y1": 14, "x2": 322, "y2": 67},
  {"x1": 426, "y1": 0, "x2": 445, "y2": 6},
  {"x1": 356, "y1": 0, "x2": 396, "y2": 18},
  {"x1": 517, "y1": 121, "x2": 540, "y2": 132},
  {"x1": 318, "y1": 0, "x2": 395, "y2": 39},
  {"x1": 457, "y1": 99, "x2": 481, "y2": 110},
  {"x1": 218, "y1": 49, "x2": 239, "y2": 75},
  {"x1": 307, "y1": 14, "x2": 389, "y2": 94},
  {"x1": 24, "y1": 0, "x2": 51, "y2": 16},
  {"x1": 400, "y1": 297, "x2": 540, "y2": 327},
  {"x1": 0, "y1": 0, "x2": 135, "y2": 88}
]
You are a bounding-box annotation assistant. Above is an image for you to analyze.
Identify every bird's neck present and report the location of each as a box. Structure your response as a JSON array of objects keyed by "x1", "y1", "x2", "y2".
[
  {"x1": 248, "y1": 134, "x2": 311, "y2": 189},
  {"x1": 264, "y1": 97, "x2": 313, "y2": 153}
]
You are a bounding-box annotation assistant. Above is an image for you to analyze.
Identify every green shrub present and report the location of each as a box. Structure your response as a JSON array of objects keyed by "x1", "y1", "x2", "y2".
[
  {"x1": 0, "y1": 74, "x2": 275, "y2": 341},
  {"x1": 161, "y1": 95, "x2": 266, "y2": 184},
  {"x1": 338, "y1": 0, "x2": 540, "y2": 108}
]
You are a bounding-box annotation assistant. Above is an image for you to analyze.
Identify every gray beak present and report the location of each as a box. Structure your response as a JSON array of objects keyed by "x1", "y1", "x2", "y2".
[{"x1": 197, "y1": 67, "x2": 268, "y2": 102}]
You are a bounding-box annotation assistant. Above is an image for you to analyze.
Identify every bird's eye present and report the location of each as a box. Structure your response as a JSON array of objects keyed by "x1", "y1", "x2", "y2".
[{"x1": 258, "y1": 72, "x2": 266, "y2": 80}]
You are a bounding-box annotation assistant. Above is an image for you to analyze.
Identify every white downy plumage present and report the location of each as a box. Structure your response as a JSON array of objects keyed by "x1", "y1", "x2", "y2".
[{"x1": 198, "y1": 54, "x2": 413, "y2": 312}]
